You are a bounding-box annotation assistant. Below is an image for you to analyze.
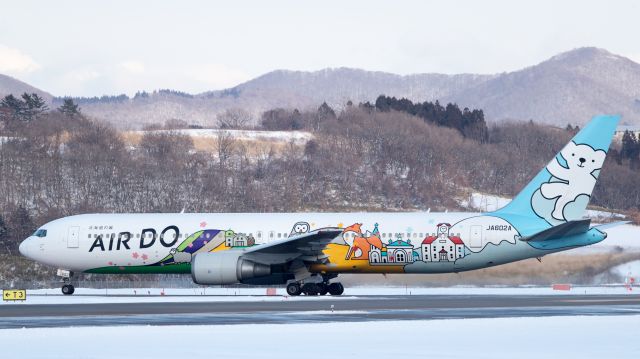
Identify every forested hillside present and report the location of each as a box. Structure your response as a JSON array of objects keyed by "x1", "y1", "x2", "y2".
[{"x1": 2, "y1": 93, "x2": 640, "y2": 283}]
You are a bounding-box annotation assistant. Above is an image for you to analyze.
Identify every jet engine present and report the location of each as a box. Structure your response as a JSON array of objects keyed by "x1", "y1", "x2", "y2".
[{"x1": 191, "y1": 251, "x2": 271, "y2": 285}]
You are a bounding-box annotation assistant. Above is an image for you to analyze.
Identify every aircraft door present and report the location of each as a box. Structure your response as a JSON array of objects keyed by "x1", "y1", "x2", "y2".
[
  {"x1": 67, "y1": 226, "x2": 80, "y2": 248},
  {"x1": 469, "y1": 225, "x2": 482, "y2": 249}
]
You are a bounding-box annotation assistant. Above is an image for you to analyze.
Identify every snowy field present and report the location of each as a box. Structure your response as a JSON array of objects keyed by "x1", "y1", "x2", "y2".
[
  {"x1": 2, "y1": 285, "x2": 637, "y2": 305},
  {"x1": 1, "y1": 315, "x2": 638, "y2": 358},
  {"x1": 135, "y1": 128, "x2": 314, "y2": 144}
]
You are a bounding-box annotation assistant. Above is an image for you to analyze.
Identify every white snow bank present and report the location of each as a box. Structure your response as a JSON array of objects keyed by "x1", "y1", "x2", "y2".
[
  {"x1": 2, "y1": 286, "x2": 637, "y2": 305},
  {"x1": 1, "y1": 315, "x2": 638, "y2": 358},
  {"x1": 134, "y1": 129, "x2": 314, "y2": 144},
  {"x1": 459, "y1": 192, "x2": 625, "y2": 220}
]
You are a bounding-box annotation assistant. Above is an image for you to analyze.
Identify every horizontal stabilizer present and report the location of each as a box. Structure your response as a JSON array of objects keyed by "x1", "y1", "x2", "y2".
[{"x1": 521, "y1": 219, "x2": 591, "y2": 242}]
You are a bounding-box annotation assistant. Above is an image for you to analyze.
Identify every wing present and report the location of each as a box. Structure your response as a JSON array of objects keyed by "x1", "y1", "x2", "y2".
[{"x1": 241, "y1": 228, "x2": 343, "y2": 265}]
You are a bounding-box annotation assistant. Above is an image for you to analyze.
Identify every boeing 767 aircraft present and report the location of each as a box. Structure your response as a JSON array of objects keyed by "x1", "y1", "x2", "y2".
[{"x1": 19, "y1": 115, "x2": 624, "y2": 295}]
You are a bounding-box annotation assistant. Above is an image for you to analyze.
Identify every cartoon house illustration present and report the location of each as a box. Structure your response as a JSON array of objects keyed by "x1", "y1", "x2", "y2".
[
  {"x1": 369, "y1": 245, "x2": 389, "y2": 264},
  {"x1": 385, "y1": 236, "x2": 415, "y2": 264},
  {"x1": 421, "y1": 223, "x2": 465, "y2": 262},
  {"x1": 224, "y1": 231, "x2": 254, "y2": 247}
]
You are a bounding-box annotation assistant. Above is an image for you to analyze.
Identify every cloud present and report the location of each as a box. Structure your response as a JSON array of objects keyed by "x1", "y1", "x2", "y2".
[
  {"x1": 0, "y1": 44, "x2": 41, "y2": 74},
  {"x1": 63, "y1": 68, "x2": 101, "y2": 83},
  {"x1": 184, "y1": 63, "x2": 250, "y2": 89},
  {"x1": 119, "y1": 61, "x2": 145, "y2": 74}
]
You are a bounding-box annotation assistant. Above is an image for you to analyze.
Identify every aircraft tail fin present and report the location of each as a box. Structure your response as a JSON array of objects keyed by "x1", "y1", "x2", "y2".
[{"x1": 496, "y1": 115, "x2": 620, "y2": 226}]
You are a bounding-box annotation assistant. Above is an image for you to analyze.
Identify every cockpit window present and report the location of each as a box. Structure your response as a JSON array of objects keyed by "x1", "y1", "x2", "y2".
[{"x1": 33, "y1": 229, "x2": 47, "y2": 238}]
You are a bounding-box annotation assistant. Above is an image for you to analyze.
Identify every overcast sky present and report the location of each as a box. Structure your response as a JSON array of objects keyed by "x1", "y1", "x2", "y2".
[{"x1": 1, "y1": 0, "x2": 639, "y2": 97}]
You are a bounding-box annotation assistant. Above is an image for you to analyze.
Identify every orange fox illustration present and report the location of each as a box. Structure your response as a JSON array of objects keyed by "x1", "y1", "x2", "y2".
[{"x1": 343, "y1": 223, "x2": 383, "y2": 260}]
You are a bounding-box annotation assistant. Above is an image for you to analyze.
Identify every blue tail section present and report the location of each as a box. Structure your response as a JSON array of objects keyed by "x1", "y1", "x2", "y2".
[{"x1": 494, "y1": 115, "x2": 620, "y2": 234}]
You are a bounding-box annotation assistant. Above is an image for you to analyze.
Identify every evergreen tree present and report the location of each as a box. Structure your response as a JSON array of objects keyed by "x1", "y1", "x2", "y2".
[
  {"x1": 0, "y1": 94, "x2": 26, "y2": 121},
  {"x1": 21, "y1": 93, "x2": 49, "y2": 121},
  {"x1": 317, "y1": 102, "x2": 336, "y2": 121},
  {"x1": 0, "y1": 215, "x2": 7, "y2": 241},
  {"x1": 58, "y1": 98, "x2": 81, "y2": 117},
  {"x1": 373, "y1": 95, "x2": 488, "y2": 142},
  {"x1": 0, "y1": 215, "x2": 8, "y2": 254},
  {"x1": 621, "y1": 130, "x2": 640, "y2": 160}
]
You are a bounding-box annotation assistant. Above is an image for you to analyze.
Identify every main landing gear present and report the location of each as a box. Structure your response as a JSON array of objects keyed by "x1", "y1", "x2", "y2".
[
  {"x1": 57, "y1": 269, "x2": 75, "y2": 295},
  {"x1": 286, "y1": 281, "x2": 344, "y2": 296}
]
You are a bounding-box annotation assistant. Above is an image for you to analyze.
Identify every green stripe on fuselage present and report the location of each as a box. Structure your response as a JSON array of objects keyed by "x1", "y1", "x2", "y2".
[{"x1": 85, "y1": 263, "x2": 191, "y2": 274}]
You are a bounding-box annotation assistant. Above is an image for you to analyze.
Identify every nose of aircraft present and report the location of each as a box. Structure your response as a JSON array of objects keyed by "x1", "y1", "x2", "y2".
[{"x1": 19, "y1": 237, "x2": 32, "y2": 258}]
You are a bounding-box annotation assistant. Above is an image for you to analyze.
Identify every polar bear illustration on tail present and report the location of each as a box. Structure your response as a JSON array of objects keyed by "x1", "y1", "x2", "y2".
[{"x1": 539, "y1": 141, "x2": 606, "y2": 221}]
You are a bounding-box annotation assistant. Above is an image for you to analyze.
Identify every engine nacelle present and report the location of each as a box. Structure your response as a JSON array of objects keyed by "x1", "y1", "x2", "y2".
[{"x1": 191, "y1": 251, "x2": 271, "y2": 285}]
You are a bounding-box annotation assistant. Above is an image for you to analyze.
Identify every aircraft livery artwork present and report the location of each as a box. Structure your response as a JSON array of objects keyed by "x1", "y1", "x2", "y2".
[
  {"x1": 18, "y1": 115, "x2": 620, "y2": 295},
  {"x1": 85, "y1": 130, "x2": 607, "y2": 275},
  {"x1": 85, "y1": 215, "x2": 523, "y2": 275}
]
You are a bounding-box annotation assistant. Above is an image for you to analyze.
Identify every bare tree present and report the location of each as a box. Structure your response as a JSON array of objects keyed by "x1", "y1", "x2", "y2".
[{"x1": 216, "y1": 108, "x2": 253, "y2": 129}]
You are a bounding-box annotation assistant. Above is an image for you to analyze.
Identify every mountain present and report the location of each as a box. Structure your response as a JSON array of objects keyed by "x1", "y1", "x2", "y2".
[
  {"x1": 1, "y1": 47, "x2": 639, "y2": 128},
  {"x1": 204, "y1": 68, "x2": 493, "y2": 110},
  {"x1": 447, "y1": 47, "x2": 640, "y2": 124},
  {"x1": 0, "y1": 74, "x2": 53, "y2": 103}
]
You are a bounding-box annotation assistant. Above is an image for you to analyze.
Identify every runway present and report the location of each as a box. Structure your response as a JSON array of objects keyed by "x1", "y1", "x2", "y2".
[{"x1": 2, "y1": 294, "x2": 639, "y2": 328}]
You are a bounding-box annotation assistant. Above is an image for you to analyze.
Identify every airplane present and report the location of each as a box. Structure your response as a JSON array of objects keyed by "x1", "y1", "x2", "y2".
[{"x1": 19, "y1": 115, "x2": 624, "y2": 296}]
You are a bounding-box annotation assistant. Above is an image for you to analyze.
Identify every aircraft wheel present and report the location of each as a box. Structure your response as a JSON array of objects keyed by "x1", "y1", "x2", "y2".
[
  {"x1": 302, "y1": 283, "x2": 319, "y2": 296},
  {"x1": 328, "y1": 282, "x2": 344, "y2": 296},
  {"x1": 317, "y1": 283, "x2": 328, "y2": 296},
  {"x1": 286, "y1": 282, "x2": 302, "y2": 296},
  {"x1": 62, "y1": 284, "x2": 75, "y2": 295}
]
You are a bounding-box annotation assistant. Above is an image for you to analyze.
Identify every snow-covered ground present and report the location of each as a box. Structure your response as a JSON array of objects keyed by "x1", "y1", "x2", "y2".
[
  {"x1": 2, "y1": 286, "x2": 637, "y2": 305},
  {"x1": 1, "y1": 316, "x2": 638, "y2": 358},
  {"x1": 460, "y1": 192, "x2": 626, "y2": 221},
  {"x1": 135, "y1": 129, "x2": 314, "y2": 144}
]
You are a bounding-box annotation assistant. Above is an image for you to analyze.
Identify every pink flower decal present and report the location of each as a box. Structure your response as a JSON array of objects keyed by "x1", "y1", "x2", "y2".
[
  {"x1": 132, "y1": 252, "x2": 139, "y2": 259},
  {"x1": 141, "y1": 254, "x2": 148, "y2": 260},
  {"x1": 200, "y1": 221, "x2": 207, "y2": 228},
  {"x1": 108, "y1": 261, "x2": 113, "y2": 265}
]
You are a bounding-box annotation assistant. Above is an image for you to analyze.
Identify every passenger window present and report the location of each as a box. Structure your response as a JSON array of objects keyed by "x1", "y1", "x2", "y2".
[
  {"x1": 257, "y1": 231, "x2": 262, "y2": 239},
  {"x1": 278, "y1": 233, "x2": 282, "y2": 238},
  {"x1": 269, "y1": 231, "x2": 274, "y2": 239}
]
